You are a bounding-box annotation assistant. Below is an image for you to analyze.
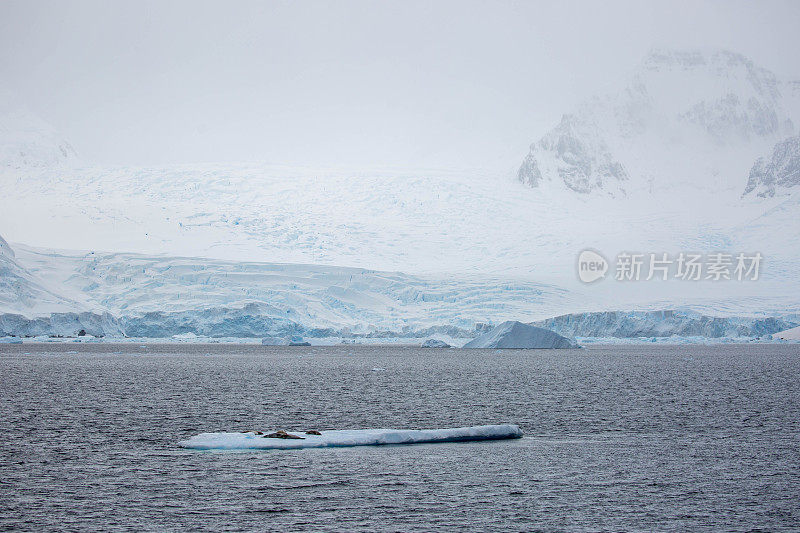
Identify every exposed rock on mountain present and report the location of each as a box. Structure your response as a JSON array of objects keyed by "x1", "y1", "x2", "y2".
[
  {"x1": 743, "y1": 135, "x2": 800, "y2": 197},
  {"x1": 518, "y1": 115, "x2": 627, "y2": 195},
  {"x1": 519, "y1": 48, "x2": 800, "y2": 197}
]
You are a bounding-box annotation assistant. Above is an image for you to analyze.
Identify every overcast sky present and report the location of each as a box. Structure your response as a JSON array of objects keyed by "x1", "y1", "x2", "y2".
[{"x1": 1, "y1": 0, "x2": 799, "y2": 171}]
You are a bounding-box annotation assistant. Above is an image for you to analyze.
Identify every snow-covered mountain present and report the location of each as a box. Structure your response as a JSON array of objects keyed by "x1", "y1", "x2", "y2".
[
  {"x1": 518, "y1": 48, "x2": 800, "y2": 197},
  {"x1": 743, "y1": 135, "x2": 800, "y2": 197},
  {"x1": 0, "y1": 108, "x2": 79, "y2": 168},
  {"x1": 1, "y1": 48, "x2": 799, "y2": 340}
]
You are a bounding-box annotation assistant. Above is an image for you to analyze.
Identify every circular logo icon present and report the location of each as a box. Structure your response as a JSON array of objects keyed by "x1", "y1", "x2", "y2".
[{"x1": 577, "y1": 249, "x2": 608, "y2": 283}]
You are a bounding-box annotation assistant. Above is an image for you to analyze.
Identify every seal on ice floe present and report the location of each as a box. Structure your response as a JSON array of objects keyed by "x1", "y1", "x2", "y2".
[
  {"x1": 305, "y1": 430, "x2": 322, "y2": 435},
  {"x1": 262, "y1": 430, "x2": 305, "y2": 439}
]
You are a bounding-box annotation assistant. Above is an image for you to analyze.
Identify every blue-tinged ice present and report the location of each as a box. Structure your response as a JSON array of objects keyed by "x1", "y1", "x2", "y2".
[{"x1": 178, "y1": 424, "x2": 523, "y2": 450}]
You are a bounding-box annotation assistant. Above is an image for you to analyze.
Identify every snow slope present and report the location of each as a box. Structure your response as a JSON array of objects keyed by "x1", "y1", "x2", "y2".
[
  {"x1": 775, "y1": 325, "x2": 800, "y2": 341},
  {"x1": 0, "y1": 107, "x2": 79, "y2": 168},
  {"x1": 0, "y1": 234, "x2": 83, "y2": 315},
  {"x1": 3, "y1": 161, "x2": 798, "y2": 287}
]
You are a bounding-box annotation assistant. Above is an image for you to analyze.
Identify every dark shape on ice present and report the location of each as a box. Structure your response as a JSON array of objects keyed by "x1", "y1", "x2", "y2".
[{"x1": 262, "y1": 430, "x2": 305, "y2": 439}]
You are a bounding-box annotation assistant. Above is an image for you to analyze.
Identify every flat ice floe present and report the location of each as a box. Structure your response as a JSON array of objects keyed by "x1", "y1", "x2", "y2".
[{"x1": 178, "y1": 424, "x2": 523, "y2": 450}]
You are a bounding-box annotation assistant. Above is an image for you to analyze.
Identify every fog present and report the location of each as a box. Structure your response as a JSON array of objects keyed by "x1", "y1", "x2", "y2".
[{"x1": 1, "y1": 0, "x2": 799, "y2": 170}]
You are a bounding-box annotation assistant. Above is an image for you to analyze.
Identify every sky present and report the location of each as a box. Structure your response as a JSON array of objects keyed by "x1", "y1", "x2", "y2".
[{"x1": 1, "y1": 0, "x2": 799, "y2": 172}]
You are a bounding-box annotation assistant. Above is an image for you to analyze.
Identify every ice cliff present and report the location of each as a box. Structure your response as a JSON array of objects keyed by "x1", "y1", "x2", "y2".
[
  {"x1": 0, "y1": 234, "x2": 84, "y2": 316},
  {"x1": 532, "y1": 310, "x2": 796, "y2": 340}
]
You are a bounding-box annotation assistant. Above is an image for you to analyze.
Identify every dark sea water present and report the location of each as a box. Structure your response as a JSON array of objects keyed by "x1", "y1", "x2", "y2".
[{"x1": 1, "y1": 343, "x2": 799, "y2": 532}]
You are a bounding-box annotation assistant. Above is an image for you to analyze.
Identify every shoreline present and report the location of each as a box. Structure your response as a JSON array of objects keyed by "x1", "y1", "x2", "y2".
[{"x1": 1, "y1": 340, "x2": 798, "y2": 351}]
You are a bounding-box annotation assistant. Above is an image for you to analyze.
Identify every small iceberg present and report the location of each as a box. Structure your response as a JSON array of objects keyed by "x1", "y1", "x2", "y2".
[
  {"x1": 0, "y1": 337, "x2": 23, "y2": 344},
  {"x1": 421, "y1": 339, "x2": 450, "y2": 348},
  {"x1": 463, "y1": 321, "x2": 577, "y2": 349},
  {"x1": 172, "y1": 332, "x2": 199, "y2": 340},
  {"x1": 261, "y1": 335, "x2": 311, "y2": 346},
  {"x1": 178, "y1": 424, "x2": 522, "y2": 450},
  {"x1": 261, "y1": 336, "x2": 290, "y2": 346}
]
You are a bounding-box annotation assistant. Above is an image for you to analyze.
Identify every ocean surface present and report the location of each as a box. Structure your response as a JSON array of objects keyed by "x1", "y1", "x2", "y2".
[{"x1": 1, "y1": 343, "x2": 798, "y2": 532}]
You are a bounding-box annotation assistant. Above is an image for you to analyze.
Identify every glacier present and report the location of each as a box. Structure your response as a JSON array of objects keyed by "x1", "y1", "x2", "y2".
[
  {"x1": 1, "y1": 47, "x2": 800, "y2": 342},
  {"x1": 178, "y1": 424, "x2": 524, "y2": 450},
  {"x1": 0, "y1": 236, "x2": 797, "y2": 342}
]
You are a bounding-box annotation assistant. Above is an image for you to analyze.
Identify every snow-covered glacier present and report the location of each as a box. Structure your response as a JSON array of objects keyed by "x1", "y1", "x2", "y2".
[
  {"x1": 0, "y1": 234, "x2": 83, "y2": 316},
  {"x1": 0, "y1": 236, "x2": 796, "y2": 341},
  {"x1": 0, "y1": 236, "x2": 573, "y2": 338}
]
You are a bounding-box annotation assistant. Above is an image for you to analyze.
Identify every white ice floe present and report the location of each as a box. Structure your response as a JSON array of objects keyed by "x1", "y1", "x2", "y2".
[{"x1": 178, "y1": 424, "x2": 523, "y2": 450}]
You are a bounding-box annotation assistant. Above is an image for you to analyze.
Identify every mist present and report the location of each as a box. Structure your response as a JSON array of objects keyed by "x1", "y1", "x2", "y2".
[{"x1": 1, "y1": 0, "x2": 799, "y2": 171}]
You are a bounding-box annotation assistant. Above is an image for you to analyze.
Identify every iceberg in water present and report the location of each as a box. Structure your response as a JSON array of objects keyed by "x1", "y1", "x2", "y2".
[
  {"x1": 261, "y1": 335, "x2": 310, "y2": 346},
  {"x1": 178, "y1": 424, "x2": 523, "y2": 450},
  {"x1": 420, "y1": 339, "x2": 450, "y2": 348},
  {"x1": 463, "y1": 321, "x2": 577, "y2": 349}
]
